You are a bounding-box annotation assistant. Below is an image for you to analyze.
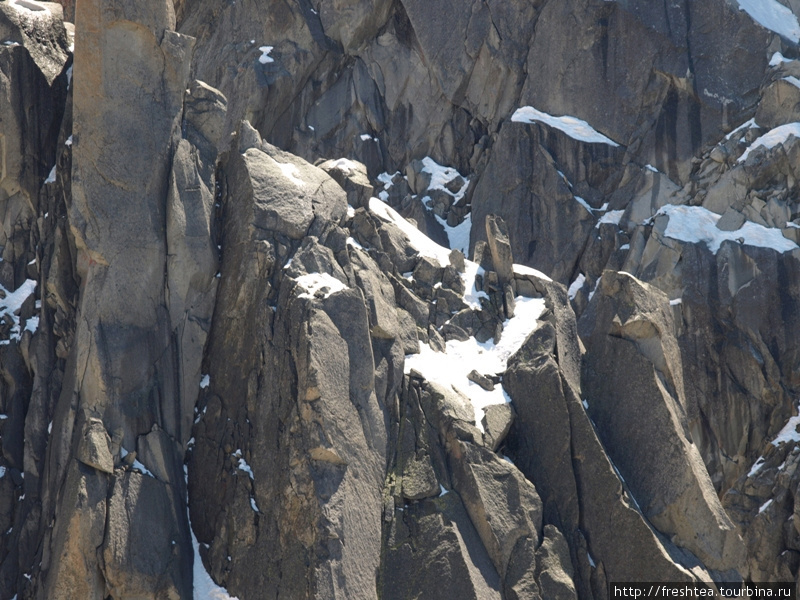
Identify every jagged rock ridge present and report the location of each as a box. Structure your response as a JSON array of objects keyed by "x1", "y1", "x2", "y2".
[{"x1": 2, "y1": 0, "x2": 800, "y2": 598}]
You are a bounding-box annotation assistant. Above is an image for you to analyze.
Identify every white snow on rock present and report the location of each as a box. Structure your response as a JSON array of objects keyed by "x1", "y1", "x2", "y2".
[
  {"x1": 404, "y1": 296, "x2": 547, "y2": 428},
  {"x1": 783, "y1": 76, "x2": 800, "y2": 89},
  {"x1": 274, "y1": 161, "x2": 306, "y2": 187},
  {"x1": 0, "y1": 279, "x2": 37, "y2": 345},
  {"x1": 739, "y1": 122, "x2": 800, "y2": 162},
  {"x1": 294, "y1": 273, "x2": 348, "y2": 299},
  {"x1": 511, "y1": 106, "x2": 620, "y2": 146},
  {"x1": 328, "y1": 157, "x2": 360, "y2": 174},
  {"x1": 568, "y1": 273, "x2": 586, "y2": 300},
  {"x1": 200, "y1": 374, "x2": 210, "y2": 389},
  {"x1": 771, "y1": 411, "x2": 800, "y2": 446},
  {"x1": 376, "y1": 172, "x2": 398, "y2": 188},
  {"x1": 747, "y1": 404, "x2": 800, "y2": 478},
  {"x1": 512, "y1": 263, "x2": 553, "y2": 282},
  {"x1": 595, "y1": 210, "x2": 624, "y2": 228},
  {"x1": 370, "y1": 197, "x2": 454, "y2": 265},
  {"x1": 45, "y1": 166, "x2": 56, "y2": 184},
  {"x1": 737, "y1": 0, "x2": 800, "y2": 43},
  {"x1": 420, "y1": 156, "x2": 470, "y2": 203},
  {"x1": 24, "y1": 316, "x2": 39, "y2": 334},
  {"x1": 232, "y1": 450, "x2": 254, "y2": 480},
  {"x1": 187, "y1": 466, "x2": 240, "y2": 600},
  {"x1": 119, "y1": 448, "x2": 155, "y2": 478},
  {"x1": 435, "y1": 213, "x2": 472, "y2": 257},
  {"x1": 574, "y1": 196, "x2": 593, "y2": 214},
  {"x1": 724, "y1": 118, "x2": 759, "y2": 141},
  {"x1": 369, "y1": 197, "x2": 489, "y2": 309},
  {"x1": 258, "y1": 45, "x2": 274, "y2": 64},
  {"x1": 770, "y1": 51, "x2": 794, "y2": 66},
  {"x1": 657, "y1": 204, "x2": 799, "y2": 254},
  {"x1": 759, "y1": 498, "x2": 774, "y2": 514}
]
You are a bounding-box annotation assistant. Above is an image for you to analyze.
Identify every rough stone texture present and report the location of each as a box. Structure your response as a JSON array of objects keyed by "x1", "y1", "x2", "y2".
[
  {"x1": 189, "y1": 124, "x2": 388, "y2": 599},
  {"x1": 470, "y1": 121, "x2": 612, "y2": 283},
  {"x1": 4, "y1": 0, "x2": 800, "y2": 597},
  {"x1": 521, "y1": 0, "x2": 769, "y2": 183},
  {"x1": 101, "y1": 471, "x2": 191, "y2": 599},
  {"x1": 627, "y1": 206, "x2": 800, "y2": 493},
  {"x1": 481, "y1": 404, "x2": 513, "y2": 452},
  {"x1": 485, "y1": 215, "x2": 514, "y2": 287},
  {"x1": 578, "y1": 271, "x2": 746, "y2": 573},
  {"x1": 504, "y1": 281, "x2": 704, "y2": 597},
  {"x1": 76, "y1": 418, "x2": 113, "y2": 474}
]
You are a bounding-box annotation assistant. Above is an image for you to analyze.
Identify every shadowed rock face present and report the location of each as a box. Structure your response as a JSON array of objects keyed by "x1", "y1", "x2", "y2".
[{"x1": 3, "y1": 0, "x2": 800, "y2": 597}]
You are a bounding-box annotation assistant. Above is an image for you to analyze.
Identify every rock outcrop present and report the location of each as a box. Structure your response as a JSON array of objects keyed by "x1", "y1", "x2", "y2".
[{"x1": 2, "y1": 0, "x2": 800, "y2": 598}]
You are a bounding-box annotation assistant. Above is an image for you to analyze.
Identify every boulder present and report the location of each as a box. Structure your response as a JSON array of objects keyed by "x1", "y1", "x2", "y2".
[
  {"x1": 481, "y1": 404, "x2": 513, "y2": 452},
  {"x1": 319, "y1": 157, "x2": 374, "y2": 208},
  {"x1": 76, "y1": 418, "x2": 114, "y2": 474}
]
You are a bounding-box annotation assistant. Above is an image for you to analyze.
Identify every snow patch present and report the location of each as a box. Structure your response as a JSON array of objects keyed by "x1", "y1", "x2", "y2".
[
  {"x1": 725, "y1": 118, "x2": 759, "y2": 141},
  {"x1": 404, "y1": 296, "x2": 547, "y2": 428},
  {"x1": 376, "y1": 172, "x2": 398, "y2": 188},
  {"x1": 771, "y1": 411, "x2": 800, "y2": 446},
  {"x1": 24, "y1": 316, "x2": 39, "y2": 334},
  {"x1": 119, "y1": 448, "x2": 154, "y2": 478},
  {"x1": 368, "y1": 198, "x2": 489, "y2": 308},
  {"x1": 770, "y1": 51, "x2": 794, "y2": 66},
  {"x1": 420, "y1": 157, "x2": 470, "y2": 204},
  {"x1": 274, "y1": 161, "x2": 306, "y2": 187},
  {"x1": 346, "y1": 236, "x2": 364, "y2": 250},
  {"x1": 737, "y1": 0, "x2": 800, "y2": 43},
  {"x1": 512, "y1": 263, "x2": 553, "y2": 283},
  {"x1": 200, "y1": 374, "x2": 210, "y2": 389},
  {"x1": 232, "y1": 450, "x2": 254, "y2": 480},
  {"x1": 783, "y1": 76, "x2": 800, "y2": 89},
  {"x1": 739, "y1": 122, "x2": 800, "y2": 162},
  {"x1": 656, "y1": 204, "x2": 799, "y2": 254},
  {"x1": 512, "y1": 106, "x2": 620, "y2": 146},
  {"x1": 435, "y1": 212, "x2": 472, "y2": 257},
  {"x1": 568, "y1": 273, "x2": 586, "y2": 300},
  {"x1": 759, "y1": 498, "x2": 774, "y2": 514},
  {"x1": 328, "y1": 157, "x2": 359, "y2": 174},
  {"x1": 258, "y1": 46, "x2": 274, "y2": 64},
  {"x1": 574, "y1": 196, "x2": 593, "y2": 214},
  {"x1": 294, "y1": 273, "x2": 348, "y2": 299},
  {"x1": 0, "y1": 279, "x2": 37, "y2": 345},
  {"x1": 596, "y1": 210, "x2": 624, "y2": 228},
  {"x1": 44, "y1": 166, "x2": 56, "y2": 184},
  {"x1": 190, "y1": 500, "x2": 239, "y2": 599},
  {"x1": 369, "y1": 197, "x2": 453, "y2": 265}
]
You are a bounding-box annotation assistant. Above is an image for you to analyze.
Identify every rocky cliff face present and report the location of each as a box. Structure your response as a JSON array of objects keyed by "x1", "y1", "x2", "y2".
[{"x1": 2, "y1": 0, "x2": 800, "y2": 598}]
